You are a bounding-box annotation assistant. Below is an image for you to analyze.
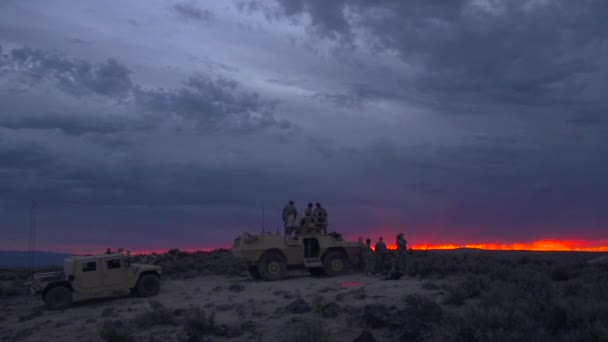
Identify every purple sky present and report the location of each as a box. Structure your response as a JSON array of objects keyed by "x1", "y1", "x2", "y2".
[{"x1": 1, "y1": 0, "x2": 608, "y2": 253}]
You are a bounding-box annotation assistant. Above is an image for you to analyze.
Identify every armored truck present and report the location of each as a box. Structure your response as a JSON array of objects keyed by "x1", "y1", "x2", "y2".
[
  {"x1": 231, "y1": 215, "x2": 363, "y2": 281},
  {"x1": 30, "y1": 251, "x2": 162, "y2": 310}
]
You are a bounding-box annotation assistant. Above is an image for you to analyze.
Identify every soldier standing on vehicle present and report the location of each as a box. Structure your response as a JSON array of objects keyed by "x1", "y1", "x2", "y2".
[
  {"x1": 304, "y1": 202, "x2": 314, "y2": 226},
  {"x1": 395, "y1": 233, "x2": 407, "y2": 272},
  {"x1": 282, "y1": 200, "x2": 297, "y2": 235},
  {"x1": 374, "y1": 237, "x2": 387, "y2": 273},
  {"x1": 363, "y1": 238, "x2": 374, "y2": 276},
  {"x1": 313, "y1": 202, "x2": 328, "y2": 234}
]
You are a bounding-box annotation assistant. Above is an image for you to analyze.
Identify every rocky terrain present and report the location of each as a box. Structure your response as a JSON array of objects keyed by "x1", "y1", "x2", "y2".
[{"x1": 1, "y1": 249, "x2": 608, "y2": 341}]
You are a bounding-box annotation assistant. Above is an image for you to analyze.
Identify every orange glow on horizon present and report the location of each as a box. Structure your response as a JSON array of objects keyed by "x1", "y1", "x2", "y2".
[
  {"x1": 407, "y1": 240, "x2": 608, "y2": 252},
  {"x1": 43, "y1": 239, "x2": 608, "y2": 256}
]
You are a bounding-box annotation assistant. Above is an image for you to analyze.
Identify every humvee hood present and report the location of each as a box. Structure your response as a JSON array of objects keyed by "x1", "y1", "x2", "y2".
[{"x1": 131, "y1": 263, "x2": 161, "y2": 273}]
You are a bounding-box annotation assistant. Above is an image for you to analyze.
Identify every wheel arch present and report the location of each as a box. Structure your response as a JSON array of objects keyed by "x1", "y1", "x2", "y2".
[
  {"x1": 43, "y1": 281, "x2": 73, "y2": 296},
  {"x1": 42, "y1": 281, "x2": 73, "y2": 300},
  {"x1": 321, "y1": 247, "x2": 348, "y2": 261},
  {"x1": 257, "y1": 249, "x2": 288, "y2": 264}
]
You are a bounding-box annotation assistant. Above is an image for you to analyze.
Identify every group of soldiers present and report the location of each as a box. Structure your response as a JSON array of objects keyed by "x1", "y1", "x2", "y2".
[
  {"x1": 361, "y1": 233, "x2": 408, "y2": 275},
  {"x1": 282, "y1": 200, "x2": 328, "y2": 235}
]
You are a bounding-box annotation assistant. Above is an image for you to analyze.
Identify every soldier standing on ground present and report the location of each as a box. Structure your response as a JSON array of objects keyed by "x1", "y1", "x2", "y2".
[
  {"x1": 313, "y1": 202, "x2": 328, "y2": 234},
  {"x1": 395, "y1": 233, "x2": 407, "y2": 273},
  {"x1": 282, "y1": 200, "x2": 297, "y2": 235},
  {"x1": 363, "y1": 238, "x2": 374, "y2": 276},
  {"x1": 374, "y1": 237, "x2": 387, "y2": 273}
]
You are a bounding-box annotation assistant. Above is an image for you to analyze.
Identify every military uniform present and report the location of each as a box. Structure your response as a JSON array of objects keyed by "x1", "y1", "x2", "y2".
[
  {"x1": 395, "y1": 234, "x2": 407, "y2": 272},
  {"x1": 374, "y1": 239, "x2": 387, "y2": 273},
  {"x1": 362, "y1": 241, "x2": 374, "y2": 275},
  {"x1": 282, "y1": 202, "x2": 297, "y2": 235},
  {"x1": 313, "y1": 205, "x2": 328, "y2": 234}
]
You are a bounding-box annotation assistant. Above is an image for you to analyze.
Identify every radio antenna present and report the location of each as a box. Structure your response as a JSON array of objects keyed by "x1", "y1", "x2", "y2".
[
  {"x1": 28, "y1": 203, "x2": 37, "y2": 274},
  {"x1": 262, "y1": 205, "x2": 265, "y2": 232}
]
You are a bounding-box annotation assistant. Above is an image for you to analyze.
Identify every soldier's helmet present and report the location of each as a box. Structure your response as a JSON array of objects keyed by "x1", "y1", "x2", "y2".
[{"x1": 289, "y1": 200, "x2": 294, "y2": 205}]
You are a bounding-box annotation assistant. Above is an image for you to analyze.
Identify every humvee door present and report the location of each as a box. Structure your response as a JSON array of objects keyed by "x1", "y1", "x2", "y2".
[
  {"x1": 76, "y1": 259, "x2": 101, "y2": 289},
  {"x1": 102, "y1": 257, "x2": 127, "y2": 286}
]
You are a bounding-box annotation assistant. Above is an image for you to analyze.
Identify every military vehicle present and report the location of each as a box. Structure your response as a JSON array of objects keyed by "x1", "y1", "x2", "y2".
[
  {"x1": 30, "y1": 250, "x2": 162, "y2": 310},
  {"x1": 231, "y1": 214, "x2": 364, "y2": 281}
]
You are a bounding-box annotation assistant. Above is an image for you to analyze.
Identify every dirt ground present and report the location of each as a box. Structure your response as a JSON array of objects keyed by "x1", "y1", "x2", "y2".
[{"x1": 0, "y1": 270, "x2": 449, "y2": 342}]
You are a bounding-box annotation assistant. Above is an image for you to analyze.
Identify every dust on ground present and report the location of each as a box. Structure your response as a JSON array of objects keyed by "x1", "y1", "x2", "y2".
[{"x1": 0, "y1": 270, "x2": 448, "y2": 342}]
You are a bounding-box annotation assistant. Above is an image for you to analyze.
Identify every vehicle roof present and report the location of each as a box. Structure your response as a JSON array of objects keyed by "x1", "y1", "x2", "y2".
[{"x1": 67, "y1": 253, "x2": 124, "y2": 261}]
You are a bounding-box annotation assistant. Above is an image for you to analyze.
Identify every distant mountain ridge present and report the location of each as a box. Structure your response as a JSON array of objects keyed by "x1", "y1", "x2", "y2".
[{"x1": 0, "y1": 250, "x2": 74, "y2": 268}]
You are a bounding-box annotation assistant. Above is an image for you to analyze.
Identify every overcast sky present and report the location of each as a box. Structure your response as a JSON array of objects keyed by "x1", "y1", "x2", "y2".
[{"x1": 1, "y1": 0, "x2": 607, "y2": 253}]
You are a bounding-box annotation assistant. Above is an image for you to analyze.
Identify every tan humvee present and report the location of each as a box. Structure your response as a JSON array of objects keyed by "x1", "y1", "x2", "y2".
[
  {"x1": 30, "y1": 250, "x2": 162, "y2": 310},
  {"x1": 231, "y1": 214, "x2": 363, "y2": 281}
]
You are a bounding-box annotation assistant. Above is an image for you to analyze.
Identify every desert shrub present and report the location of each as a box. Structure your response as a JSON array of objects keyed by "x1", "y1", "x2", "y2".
[
  {"x1": 99, "y1": 320, "x2": 134, "y2": 342},
  {"x1": 140, "y1": 249, "x2": 248, "y2": 278},
  {"x1": 288, "y1": 318, "x2": 333, "y2": 342},
  {"x1": 421, "y1": 282, "x2": 440, "y2": 290},
  {"x1": 404, "y1": 294, "x2": 443, "y2": 323},
  {"x1": 443, "y1": 275, "x2": 489, "y2": 305},
  {"x1": 132, "y1": 300, "x2": 177, "y2": 328},
  {"x1": 0, "y1": 284, "x2": 21, "y2": 297},
  {"x1": 182, "y1": 308, "x2": 216, "y2": 340}
]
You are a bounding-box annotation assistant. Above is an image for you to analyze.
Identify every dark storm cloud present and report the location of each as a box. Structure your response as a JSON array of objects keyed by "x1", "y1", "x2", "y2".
[
  {"x1": 0, "y1": 112, "x2": 127, "y2": 136},
  {"x1": 173, "y1": 2, "x2": 214, "y2": 22},
  {"x1": 249, "y1": 0, "x2": 608, "y2": 118},
  {"x1": 5, "y1": 47, "x2": 134, "y2": 99},
  {"x1": 0, "y1": 46, "x2": 292, "y2": 135}
]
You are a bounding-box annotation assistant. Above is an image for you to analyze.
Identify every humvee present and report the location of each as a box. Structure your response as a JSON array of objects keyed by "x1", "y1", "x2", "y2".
[
  {"x1": 30, "y1": 250, "x2": 162, "y2": 310},
  {"x1": 231, "y1": 215, "x2": 363, "y2": 281}
]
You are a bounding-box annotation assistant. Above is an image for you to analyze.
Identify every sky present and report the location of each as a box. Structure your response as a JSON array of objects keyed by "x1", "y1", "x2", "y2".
[{"x1": 1, "y1": 0, "x2": 607, "y2": 254}]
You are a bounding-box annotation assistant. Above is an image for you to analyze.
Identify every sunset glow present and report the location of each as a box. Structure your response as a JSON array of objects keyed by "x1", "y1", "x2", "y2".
[
  {"x1": 407, "y1": 240, "x2": 608, "y2": 252},
  {"x1": 66, "y1": 239, "x2": 608, "y2": 256}
]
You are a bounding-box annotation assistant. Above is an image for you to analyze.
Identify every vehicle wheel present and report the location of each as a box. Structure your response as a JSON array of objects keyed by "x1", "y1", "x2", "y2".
[
  {"x1": 248, "y1": 265, "x2": 262, "y2": 280},
  {"x1": 136, "y1": 274, "x2": 160, "y2": 297},
  {"x1": 322, "y1": 251, "x2": 351, "y2": 277},
  {"x1": 308, "y1": 267, "x2": 325, "y2": 276},
  {"x1": 258, "y1": 252, "x2": 287, "y2": 281},
  {"x1": 43, "y1": 286, "x2": 73, "y2": 310}
]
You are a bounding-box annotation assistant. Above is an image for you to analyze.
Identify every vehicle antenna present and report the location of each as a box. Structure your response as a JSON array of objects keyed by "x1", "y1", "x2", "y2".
[{"x1": 262, "y1": 205, "x2": 265, "y2": 232}]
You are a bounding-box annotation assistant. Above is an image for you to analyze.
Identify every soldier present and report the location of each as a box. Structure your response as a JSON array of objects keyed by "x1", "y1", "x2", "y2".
[
  {"x1": 303, "y1": 203, "x2": 314, "y2": 226},
  {"x1": 282, "y1": 200, "x2": 297, "y2": 235},
  {"x1": 313, "y1": 202, "x2": 328, "y2": 234},
  {"x1": 363, "y1": 238, "x2": 374, "y2": 275},
  {"x1": 374, "y1": 237, "x2": 387, "y2": 273},
  {"x1": 395, "y1": 233, "x2": 407, "y2": 273}
]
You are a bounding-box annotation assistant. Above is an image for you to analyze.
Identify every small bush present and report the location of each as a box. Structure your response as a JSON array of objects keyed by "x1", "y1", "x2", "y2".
[
  {"x1": 132, "y1": 300, "x2": 177, "y2": 328},
  {"x1": 99, "y1": 320, "x2": 134, "y2": 342},
  {"x1": 183, "y1": 308, "x2": 216, "y2": 340},
  {"x1": 289, "y1": 318, "x2": 333, "y2": 342},
  {"x1": 404, "y1": 294, "x2": 443, "y2": 323}
]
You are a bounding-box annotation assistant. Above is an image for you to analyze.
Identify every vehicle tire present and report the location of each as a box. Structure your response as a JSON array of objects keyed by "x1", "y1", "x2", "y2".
[
  {"x1": 322, "y1": 250, "x2": 351, "y2": 277},
  {"x1": 258, "y1": 251, "x2": 287, "y2": 281},
  {"x1": 248, "y1": 265, "x2": 262, "y2": 280},
  {"x1": 43, "y1": 285, "x2": 73, "y2": 310},
  {"x1": 136, "y1": 274, "x2": 160, "y2": 297}
]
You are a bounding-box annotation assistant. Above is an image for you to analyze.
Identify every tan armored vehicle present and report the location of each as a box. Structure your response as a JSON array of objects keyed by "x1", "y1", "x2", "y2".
[
  {"x1": 30, "y1": 250, "x2": 162, "y2": 310},
  {"x1": 231, "y1": 214, "x2": 363, "y2": 281}
]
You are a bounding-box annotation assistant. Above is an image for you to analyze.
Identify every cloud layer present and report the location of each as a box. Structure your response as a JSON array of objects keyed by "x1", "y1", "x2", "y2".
[{"x1": 1, "y1": 0, "x2": 607, "y2": 252}]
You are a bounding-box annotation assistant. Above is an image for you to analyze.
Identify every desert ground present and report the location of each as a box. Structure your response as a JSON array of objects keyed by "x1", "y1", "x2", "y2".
[{"x1": 2, "y1": 249, "x2": 608, "y2": 342}]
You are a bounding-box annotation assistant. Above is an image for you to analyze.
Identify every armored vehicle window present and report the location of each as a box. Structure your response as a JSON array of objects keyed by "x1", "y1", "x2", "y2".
[
  {"x1": 107, "y1": 259, "x2": 121, "y2": 269},
  {"x1": 82, "y1": 261, "x2": 97, "y2": 272}
]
